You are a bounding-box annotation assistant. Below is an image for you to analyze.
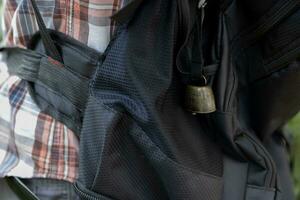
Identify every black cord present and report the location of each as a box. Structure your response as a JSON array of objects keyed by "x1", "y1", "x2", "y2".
[{"x1": 29, "y1": 0, "x2": 63, "y2": 63}]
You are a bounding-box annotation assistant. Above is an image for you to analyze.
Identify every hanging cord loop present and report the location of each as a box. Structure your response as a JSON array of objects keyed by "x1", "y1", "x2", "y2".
[{"x1": 29, "y1": 0, "x2": 63, "y2": 63}]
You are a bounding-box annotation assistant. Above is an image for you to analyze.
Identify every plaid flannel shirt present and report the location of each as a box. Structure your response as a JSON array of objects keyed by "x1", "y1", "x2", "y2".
[{"x1": 0, "y1": 0, "x2": 124, "y2": 182}]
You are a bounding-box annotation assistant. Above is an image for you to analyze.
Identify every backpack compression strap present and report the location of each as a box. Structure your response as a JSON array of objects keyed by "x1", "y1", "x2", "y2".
[{"x1": 0, "y1": 47, "x2": 92, "y2": 134}]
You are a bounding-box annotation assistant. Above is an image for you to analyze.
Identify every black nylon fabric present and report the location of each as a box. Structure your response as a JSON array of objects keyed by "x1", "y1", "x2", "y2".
[
  {"x1": 1, "y1": 0, "x2": 300, "y2": 199},
  {"x1": 76, "y1": 0, "x2": 224, "y2": 199},
  {"x1": 91, "y1": 0, "x2": 223, "y2": 177},
  {"x1": 264, "y1": 131, "x2": 294, "y2": 200},
  {"x1": 237, "y1": 3, "x2": 300, "y2": 140},
  {"x1": 74, "y1": 0, "x2": 300, "y2": 199}
]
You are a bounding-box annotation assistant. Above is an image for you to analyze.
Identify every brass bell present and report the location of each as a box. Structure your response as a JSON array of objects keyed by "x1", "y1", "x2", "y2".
[{"x1": 185, "y1": 80, "x2": 216, "y2": 114}]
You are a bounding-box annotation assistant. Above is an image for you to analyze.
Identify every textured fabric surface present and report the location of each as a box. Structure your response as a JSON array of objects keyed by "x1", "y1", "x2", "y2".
[
  {"x1": 75, "y1": 0, "x2": 300, "y2": 199},
  {"x1": 0, "y1": 0, "x2": 124, "y2": 182},
  {"x1": 76, "y1": 0, "x2": 224, "y2": 199}
]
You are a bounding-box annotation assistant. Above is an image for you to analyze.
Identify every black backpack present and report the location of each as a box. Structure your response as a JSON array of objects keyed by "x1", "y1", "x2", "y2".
[{"x1": 2, "y1": 0, "x2": 300, "y2": 199}]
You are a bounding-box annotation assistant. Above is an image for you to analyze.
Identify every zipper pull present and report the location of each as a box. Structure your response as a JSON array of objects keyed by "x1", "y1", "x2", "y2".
[
  {"x1": 198, "y1": 0, "x2": 207, "y2": 9},
  {"x1": 198, "y1": 0, "x2": 206, "y2": 25}
]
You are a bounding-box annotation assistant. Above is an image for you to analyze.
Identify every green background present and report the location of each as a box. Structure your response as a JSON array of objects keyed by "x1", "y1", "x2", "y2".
[
  {"x1": 0, "y1": 1, "x2": 300, "y2": 199},
  {"x1": 289, "y1": 113, "x2": 300, "y2": 198}
]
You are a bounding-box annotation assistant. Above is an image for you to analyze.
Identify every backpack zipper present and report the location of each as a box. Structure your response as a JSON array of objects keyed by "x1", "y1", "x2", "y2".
[
  {"x1": 176, "y1": 0, "x2": 208, "y2": 77},
  {"x1": 73, "y1": 182, "x2": 116, "y2": 200},
  {"x1": 198, "y1": 0, "x2": 207, "y2": 41},
  {"x1": 73, "y1": 183, "x2": 101, "y2": 200},
  {"x1": 241, "y1": 132, "x2": 277, "y2": 188},
  {"x1": 198, "y1": 0, "x2": 207, "y2": 9}
]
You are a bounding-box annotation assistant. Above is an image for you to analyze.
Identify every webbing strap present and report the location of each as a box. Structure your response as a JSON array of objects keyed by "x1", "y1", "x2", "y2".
[
  {"x1": 29, "y1": 0, "x2": 63, "y2": 63},
  {"x1": 1, "y1": 47, "x2": 90, "y2": 135},
  {"x1": 3, "y1": 47, "x2": 89, "y2": 110}
]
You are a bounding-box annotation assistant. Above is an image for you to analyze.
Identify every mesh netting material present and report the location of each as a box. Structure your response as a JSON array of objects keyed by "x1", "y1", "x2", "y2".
[{"x1": 77, "y1": 0, "x2": 223, "y2": 199}]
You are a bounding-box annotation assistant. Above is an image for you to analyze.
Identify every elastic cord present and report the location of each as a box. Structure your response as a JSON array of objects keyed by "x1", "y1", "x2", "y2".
[{"x1": 29, "y1": 0, "x2": 63, "y2": 63}]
